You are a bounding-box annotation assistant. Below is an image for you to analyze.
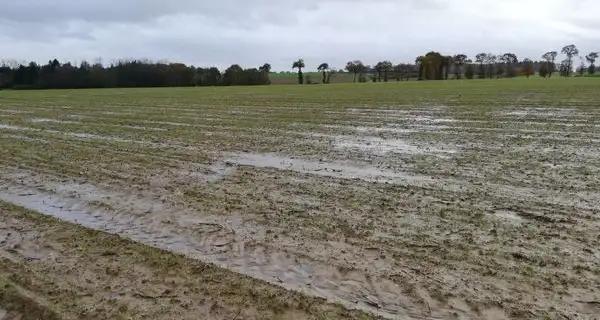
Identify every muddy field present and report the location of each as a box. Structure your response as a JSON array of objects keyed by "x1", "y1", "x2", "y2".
[{"x1": 1, "y1": 79, "x2": 600, "y2": 319}]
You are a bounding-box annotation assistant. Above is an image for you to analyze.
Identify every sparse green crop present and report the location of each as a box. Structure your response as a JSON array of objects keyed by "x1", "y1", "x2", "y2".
[{"x1": 1, "y1": 77, "x2": 599, "y2": 319}]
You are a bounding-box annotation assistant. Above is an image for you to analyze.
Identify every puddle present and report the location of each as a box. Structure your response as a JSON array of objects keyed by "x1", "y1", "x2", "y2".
[
  {"x1": 345, "y1": 107, "x2": 446, "y2": 115},
  {"x1": 226, "y1": 152, "x2": 434, "y2": 186},
  {"x1": 67, "y1": 114, "x2": 90, "y2": 120},
  {"x1": 319, "y1": 122, "x2": 452, "y2": 133},
  {"x1": 2, "y1": 134, "x2": 48, "y2": 144},
  {"x1": 225, "y1": 153, "x2": 600, "y2": 211},
  {"x1": 0, "y1": 172, "x2": 420, "y2": 319},
  {"x1": 100, "y1": 111, "x2": 134, "y2": 116},
  {"x1": 301, "y1": 127, "x2": 457, "y2": 156},
  {"x1": 149, "y1": 162, "x2": 237, "y2": 187},
  {"x1": 321, "y1": 124, "x2": 417, "y2": 134},
  {"x1": 64, "y1": 132, "x2": 133, "y2": 143},
  {"x1": 333, "y1": 136, "x2": 456, "y2": 156},
  {"x1": 432, "y1": 125, "x2": 600, "y2": 139},
  {"x1": 140, "y1": 120, "x2": 191, "y2": 127},
  {"x1": 203, "y1": 162, "x2": 237, "y2": 183},
  {"x1": 0, "y1": 123, "x2": 192, "y2": 150},
  {"x1": 408, "y1": 116, "x2": 458, "y2": 123},
  {"x1": 486, "y1": 120, "x2": 600, "y2": 128},
  {"x1": 0, "y1": 124, "x2": 28, "y2": 131},
  {"x1": 29, "y1": 118, "x2": 80, "y2": 124},
  {"x1": 113, "y1": 124, "x2": 168, "y2": 132},
  {"x1": 345, "y1": 108, "x2": 417, "y2": 114},
  {"x1": 27, "y1": 119, "x2": 165, "y2": 132},
  {"x1": 499, "y1": 108, "x2": 582, "y2": 118},
  {"x1": 494, "y1": 210, "x2": 524, "y2": 224},
  {"x1": 0, "y1": 109, "x2": 34, "y2": 114}
]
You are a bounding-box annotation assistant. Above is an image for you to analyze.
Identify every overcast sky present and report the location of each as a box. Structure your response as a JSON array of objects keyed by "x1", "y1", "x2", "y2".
[{"x1": 1, "y1": 0, "x2": 598, "y2": 71}]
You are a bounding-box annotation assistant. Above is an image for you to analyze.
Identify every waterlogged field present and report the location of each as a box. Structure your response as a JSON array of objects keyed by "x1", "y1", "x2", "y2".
[{"x1": 1, "y1": 78, "x2": 599, "y2": 319}]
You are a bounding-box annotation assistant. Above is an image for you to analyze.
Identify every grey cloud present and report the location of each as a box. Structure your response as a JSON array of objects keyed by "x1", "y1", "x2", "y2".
[
  {"x1": 0, "y1": 1, "x2": 347, "y2": 23},
  {"x1": 0, "y1": 0, "x2": 598, "y2": 71}
]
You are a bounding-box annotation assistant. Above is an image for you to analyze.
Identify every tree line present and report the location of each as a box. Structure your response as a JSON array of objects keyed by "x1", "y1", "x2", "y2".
[
  {"x1": 0, "y1": 60, "x2": 272, "y2": 89},
  {"x1": 1, "y1": 44, "x2": 597, "y2": 89},
  {"x1": 291, "y1": 44, "x2": 598, "y2": 84}
]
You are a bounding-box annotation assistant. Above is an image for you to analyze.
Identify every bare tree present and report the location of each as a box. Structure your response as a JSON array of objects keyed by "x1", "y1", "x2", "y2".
[
  {"x1": 542, "y1": 51, "x2": 558, "y2": 77},
  {"x1": 539, "y1": 62, "x2": 549, "y2": 78},
  {"x1": 374, "y1": 62, "x2": 385, "y2": 82},
  {"x1": 394, "y1": 64, "x2": 413, "y2": 81},
  {"x1": 475, "y1": 53, "x2": 487, "y2": 79},
  {"x1": 345, "y1": 60, "x2": 365, "y2": 82},
  {"x1": 561, "y1": 45, "x2": 579, "y2": 77},
  {"x1": 484, "y1": 54, "x2": 497, "y2": 79},
  {"x1": 559, "y1": 59, "x2": 571, "y2": 77},
  {"x1": 442, "y1": 56, "x2": 453, "y2": 80},
  {"x1": 500, "y1": 53, "x2": 518, "y2": 77},
  {"x1": 586, "y1": 52, "x2": 598, "y2": 75},
  {"x1": 415, "y1": 56, "x2": 424, "y2": 80},
  {"x1": 381, "y1": 61, "x2": 393, "y2": 82},
  {"x1": 452, "y1": 54, "x2": 468, "y2": 79},
  {"x1": 577, "y1": 57, "x2": 586, "y2": 76},
  {"x1": 522, "y1": 58, "x2": 535, "y2": 78}
]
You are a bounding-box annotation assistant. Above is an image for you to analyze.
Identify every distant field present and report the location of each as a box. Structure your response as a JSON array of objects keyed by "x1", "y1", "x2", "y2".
[
  {"x1": 1, "y1": 78, "x2": 599, "y2": 319},
  {"x1": 270, "y1": 71, "x2": 358, "y2": 84}
]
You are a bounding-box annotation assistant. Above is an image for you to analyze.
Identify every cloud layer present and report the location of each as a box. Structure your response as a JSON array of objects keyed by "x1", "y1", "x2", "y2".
[{"x1": 1, "y1": 0, "x2": 598, "y2": 70}]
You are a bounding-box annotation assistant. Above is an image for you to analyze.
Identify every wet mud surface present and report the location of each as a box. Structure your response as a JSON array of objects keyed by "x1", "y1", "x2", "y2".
[
  {"x1": 1, "y1": 87, "x2": 600, "y2": 319},
  {"x1": 0, "y1": 202, "x2": 370, "y2": 320}
]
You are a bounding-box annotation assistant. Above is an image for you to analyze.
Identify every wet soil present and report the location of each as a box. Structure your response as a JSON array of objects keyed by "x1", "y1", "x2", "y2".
[
  {"x1": 0, "y1": 202, "x2": 373, "y2": 320},
  {"x1": 1, "y1": 90, "x2": 600, "y2": 319}
]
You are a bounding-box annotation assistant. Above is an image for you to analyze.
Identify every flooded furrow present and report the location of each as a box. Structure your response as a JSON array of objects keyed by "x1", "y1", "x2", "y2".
[{"x1": 0, "y1": 171, "x2": 420, "y2": 319}]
